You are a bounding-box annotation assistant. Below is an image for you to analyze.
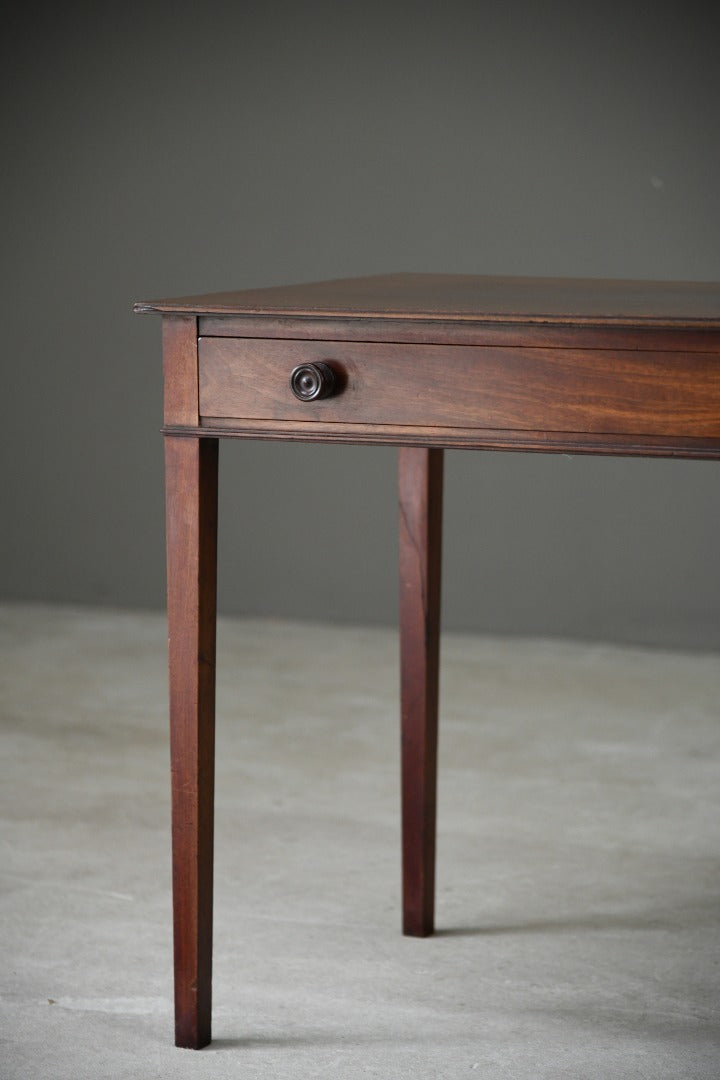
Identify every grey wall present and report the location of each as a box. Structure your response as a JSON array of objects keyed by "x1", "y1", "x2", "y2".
[{"x1": 2, "y1": 2, "x2": 720, "y2": 647}]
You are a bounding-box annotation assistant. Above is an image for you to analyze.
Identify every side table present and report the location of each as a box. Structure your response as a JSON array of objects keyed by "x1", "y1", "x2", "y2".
[{"x1": 135, "y1": 273, "x2": 720, "y2": 1048}]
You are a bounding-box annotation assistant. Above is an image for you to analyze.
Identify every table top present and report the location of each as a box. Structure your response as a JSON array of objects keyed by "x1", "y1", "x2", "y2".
[{"x1": 135, "y1": 273, "x2": 720, "y2": 328}]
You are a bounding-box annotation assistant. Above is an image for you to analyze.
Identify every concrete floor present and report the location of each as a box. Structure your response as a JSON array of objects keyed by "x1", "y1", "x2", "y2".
[{"x1": 1, "y1": 603, "x2": 720, "y2": 1079}]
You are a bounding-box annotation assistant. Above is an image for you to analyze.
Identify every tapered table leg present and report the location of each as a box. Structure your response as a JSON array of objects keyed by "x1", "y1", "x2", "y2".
[
  {"x1": 164, "y1": 435, "x2": 219, "y2": 1048},
  {"x1": 398, "y1": 447, "x2": 443, "y2": 937}
]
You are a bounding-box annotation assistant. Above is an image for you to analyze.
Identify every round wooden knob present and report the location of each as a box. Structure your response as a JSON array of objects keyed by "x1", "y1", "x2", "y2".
[{"x1": 290, "y1": 362, "x2": 336, "y2": 401}]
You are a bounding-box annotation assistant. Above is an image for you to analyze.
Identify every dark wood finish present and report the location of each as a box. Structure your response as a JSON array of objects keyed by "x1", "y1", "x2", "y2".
[
  {"x1": 198, "y1": 336, "x2": 720, "y2": 440},
  {"x1": 197, "y1": 314, "x2": 720, "y2": 353},
  {"x1": 182, "y1": 420, "x2": 720, "y2": 459},
  {"x1": 398, "y1": 447, "x2": 443, "y2": 937},
  {"x1": 136, "y1": 274, "x2": 720, "y2": 1047},
  {"x1": 165, "y1": 435, "x2": 219, "y2": 1049},
  {"x1": 136, "y1": 272, "x2": 720, "y2": 327},
  {"x1": 163, "y1": 315, "x2": 199, "y2": 427}
]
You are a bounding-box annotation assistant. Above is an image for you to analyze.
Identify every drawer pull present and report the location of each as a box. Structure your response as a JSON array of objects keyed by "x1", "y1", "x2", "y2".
[{"x1": 290, "y1": 362, "x2": 336, "y2": 401}]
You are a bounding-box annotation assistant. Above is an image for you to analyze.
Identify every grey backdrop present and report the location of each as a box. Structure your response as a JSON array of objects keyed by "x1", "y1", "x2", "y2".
[{"x1": 3, "y1": 2, "x2": 720, "y2": 647}]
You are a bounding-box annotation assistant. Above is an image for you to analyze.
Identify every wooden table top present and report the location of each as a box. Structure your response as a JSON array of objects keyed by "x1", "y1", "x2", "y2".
[{"x1": 135, "y1": 273, "x2": 720, "y2": 328}]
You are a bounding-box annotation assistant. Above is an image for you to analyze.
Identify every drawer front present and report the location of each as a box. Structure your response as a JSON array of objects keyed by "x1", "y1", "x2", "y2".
[{"x1": 198, "y1": 337, "x2": 720, "y2": 438}]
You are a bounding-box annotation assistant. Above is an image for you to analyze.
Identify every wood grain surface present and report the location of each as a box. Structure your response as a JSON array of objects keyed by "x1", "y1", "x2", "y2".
[
  {"x1": 198, "y1": 337, "x2": 720, "y2": 439},
  {"x1": 162, "y1": 315, "x2": 199, "y2": 427},
  {"x1": 137, "y1": 273, "x2": 720, "y2": 327}
]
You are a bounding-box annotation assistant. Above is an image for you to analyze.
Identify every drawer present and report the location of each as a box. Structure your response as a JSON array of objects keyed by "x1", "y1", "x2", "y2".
[{"x1": 197, "y1": 337, "x2": 720, "y2": 438}]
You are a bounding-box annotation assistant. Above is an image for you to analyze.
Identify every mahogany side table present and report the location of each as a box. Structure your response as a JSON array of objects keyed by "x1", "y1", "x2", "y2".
[{"x1": 135, "y1": 273, "x2": 720, "y2": 1048}]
